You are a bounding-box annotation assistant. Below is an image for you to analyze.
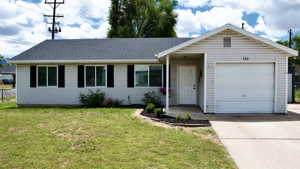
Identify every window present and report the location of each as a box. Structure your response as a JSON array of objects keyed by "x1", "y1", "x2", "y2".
[
  {"x1": 135, "y1": 65, "x2": 148, "y2": 87},
  {"x1": 85, "y1": 66, "x2": 106, "y2": 87},
  {"x1": 37, "y1": 66, "x2": 57, "y2": 87},
  {"x1": 224, "y1": 37, "x2": 231, "y2": 48},
  {"x1": 135, "y1": 65, "x2": 163, "y2": 87}
]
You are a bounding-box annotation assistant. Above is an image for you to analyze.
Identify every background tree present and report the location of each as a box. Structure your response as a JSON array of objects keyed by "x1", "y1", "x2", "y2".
[
  {"x1": 0, "y1": 55, "x2": 4, "y2": 68},
  {"x1": 108, "y1": 0, "x2": 177, "y2": 38},
  {"x1": 277, "y1": 35, "x2": 300, "y2": 66}
]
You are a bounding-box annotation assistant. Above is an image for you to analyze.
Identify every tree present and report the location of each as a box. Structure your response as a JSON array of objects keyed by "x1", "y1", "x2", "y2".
[
  {"x1": 0, "y1": 55, "x2": 3, "y2": 68},
  {"x1": 277, "y1": 36, "x2": 300, "y2": 66},
  {"x1": 108, "y1": 0, "x2": 177, "y2": 38}
]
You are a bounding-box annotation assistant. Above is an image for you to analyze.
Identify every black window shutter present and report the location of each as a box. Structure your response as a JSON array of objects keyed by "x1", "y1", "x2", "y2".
[
  {"x1": 78, "y1": 65, "x2": 85, "y2": 88},
  {"x1": 58, "y1": 65, "x2": 65, "y2": 88},
  {"x1": 163, "y1": 64, "x2": 171, "y2": 88},
  {"x1": 107, "y1": 65, "x2": 114, "y2": 88},
  {"x1": 30, "y1": 66, "x2": 36, "y2": 88},
  {"x1": 127, "y1": 65, "x2": 134, "y2": 88}
]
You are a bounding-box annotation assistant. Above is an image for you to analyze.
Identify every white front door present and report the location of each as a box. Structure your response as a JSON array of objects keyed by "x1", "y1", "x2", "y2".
[{"x1": 179, "y1": 65, "x2": 197, "y2": 105}]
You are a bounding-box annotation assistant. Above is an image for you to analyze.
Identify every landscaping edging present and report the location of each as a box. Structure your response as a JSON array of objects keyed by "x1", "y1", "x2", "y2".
[
  {"x1": 147, "y1": 116, "x2": 210, "y2": 127},
  {"x1": 134, "y1": 109, "x2": 210, "y2": 128}
]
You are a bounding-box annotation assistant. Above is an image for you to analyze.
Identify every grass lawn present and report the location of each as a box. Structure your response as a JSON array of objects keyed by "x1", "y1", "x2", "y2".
[
  {"x1": 296, "y1": 88, "x2": 300, "y2": 102},
  {"x1": 0, "y1": 102, "x2": 236, "y2": 169},
  {"x1": 0, "y1": 84, "x2": 13, "y2": 89}
]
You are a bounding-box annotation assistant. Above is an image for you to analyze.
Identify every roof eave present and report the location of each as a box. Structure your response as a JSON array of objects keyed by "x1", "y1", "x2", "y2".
[{"x1": 9, "y1": 59, "x2": 160, "y2": 64}]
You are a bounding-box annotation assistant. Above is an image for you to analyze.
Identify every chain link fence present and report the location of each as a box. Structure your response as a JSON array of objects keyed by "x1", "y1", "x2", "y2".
[{"x1": 0, "y1": 88, "x2": 16, "y2": 102}]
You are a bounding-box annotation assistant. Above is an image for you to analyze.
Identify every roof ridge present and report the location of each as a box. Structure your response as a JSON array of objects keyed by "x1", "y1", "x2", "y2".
[{"x1": 46, "y1": 37, "x2": 193, "y2": 41}]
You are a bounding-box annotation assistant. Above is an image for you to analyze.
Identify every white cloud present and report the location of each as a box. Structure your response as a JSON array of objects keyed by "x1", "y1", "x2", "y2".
[
  {"x1": 0, "y1": 0, "x2": 111, "y2": 57},
  {"x1": 210, "y1": 0, "x2": 300, "y2": 39},
  {"x1": 176, "y1": 6, "x2": 254, "y2": 37},
  {"x1": 178, "y1": 0, "x2": 209, "y2": 8}
]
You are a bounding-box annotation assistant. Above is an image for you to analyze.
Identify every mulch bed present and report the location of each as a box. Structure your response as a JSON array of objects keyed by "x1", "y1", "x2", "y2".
[{"x1": 141, "y1": 111, "x2": 210, "y2": 127}]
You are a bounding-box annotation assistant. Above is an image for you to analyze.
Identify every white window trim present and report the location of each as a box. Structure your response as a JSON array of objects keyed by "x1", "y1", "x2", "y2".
[
  {"x1": 36, "y1": 65, "x2": 58, "y2": 88},
  {"x1": 84, "y1": 65, "x2": 107, "y2": 88},
  {"x1": 134, "y1": 64, "x2": 163, "y2": 88}
]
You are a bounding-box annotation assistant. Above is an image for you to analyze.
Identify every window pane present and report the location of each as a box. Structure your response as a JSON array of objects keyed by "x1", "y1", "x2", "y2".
[
  {"x1": 86, "y1": 66, "x2": 95, "y2": 87},
  {"x1": 96, "y1": 66, "x2": 106, "y2": 86},
  {"x1": 38, "y1": 67, "x2": 47, "y2": 87},
  {"x1": 48, "y1": 67, "x2": 57, "y2": 86},
  {"x1": 224, "y1": 37, "x2": 231, "y2": 47},
  {"x1": 135, "y1": 65, "x2": 148, "y2": 87},
  {"x1": 149, "y1": 65, "x2": 162, "y2": 87}
]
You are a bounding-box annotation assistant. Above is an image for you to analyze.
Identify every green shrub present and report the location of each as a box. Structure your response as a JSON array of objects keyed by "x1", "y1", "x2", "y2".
[
  {"x1": 154, "y1": 108, "x2": 164, "y2": 118},
  {"x1": 183, "y1": 113, "x2": 192, "y2": 121},
  {"x1": 145, "y1": 103, "x2": 156, "y2": 113},
  {"x1": 79, "y1": 89, "x2": 105, "y2": 107},
  {"x1": 176, "y1": 115, "x2": 182, "y2": 121},
  {"x1": 105, "y1": 98, "x2": 123, "y2": 107},
  {"x1": 142, "y1": 91, "x2": 161, "y2": 107},
  {"x1": 112, "y1": 99, "x2": 123, "y2": 107}
]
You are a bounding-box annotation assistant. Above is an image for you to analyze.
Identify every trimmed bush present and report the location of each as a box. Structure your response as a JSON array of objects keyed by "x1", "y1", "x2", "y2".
[
  {"x1": 183, "y1": 113, "x2": 192, "y2": 121},
  {"x1": 79, "y1": 89, "x2": 105, "y2": 107},
  {"x1": 142, "y1": 91, "x2": 162, "y2": 107},
  {"x1": 154, "y1": 108, "x2": 164, "y2": 118},
  {"x1": 145, "y1": 103, "x2": 156, "y2": 113},
  {"x1": 176, "y1": 114, "x2": 182, "y2": 121}
]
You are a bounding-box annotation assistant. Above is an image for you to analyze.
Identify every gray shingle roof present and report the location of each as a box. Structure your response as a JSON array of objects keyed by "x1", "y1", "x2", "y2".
[{"x1": 11, "y1": 38, "x2": 192, "y2": 61}]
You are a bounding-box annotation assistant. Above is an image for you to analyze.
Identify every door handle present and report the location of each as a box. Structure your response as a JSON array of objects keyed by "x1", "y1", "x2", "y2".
[{"x1": 193, "y1": 84, "x2": 196, "y2": 90}]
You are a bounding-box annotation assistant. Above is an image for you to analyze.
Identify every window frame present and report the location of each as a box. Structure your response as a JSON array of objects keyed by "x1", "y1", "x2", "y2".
[
  {"x1": 84, "y1": 65, "x2": 107, "y2": 88},
  {"x1": 36, "y1": 65, "x2": 58, "y2": 88},
  {"x1": 134, "y1": 64, "x2": 164, "y2": 88},
  {"x1": 223, "y1": 37, "x2": 232, "y2": 48}
]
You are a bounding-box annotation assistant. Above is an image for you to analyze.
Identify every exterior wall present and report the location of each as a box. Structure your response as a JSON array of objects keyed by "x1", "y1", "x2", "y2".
[
  {"x1": 169, "y1": 58, "x2": 203, "y2": 106},
  {"x1": 175, "y1": 30, "x2": 288, "y2": 113},
  {"x1": 16, "y1": 64, "x2": 164, "y2": 105}
]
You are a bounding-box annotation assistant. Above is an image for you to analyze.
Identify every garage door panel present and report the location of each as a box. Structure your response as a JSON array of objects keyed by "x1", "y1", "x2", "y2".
[
  {"x1": 216, "y1": 102, "x2": 274, "y2": 113},
  {"x1": 216, "y1": 63, "x2": 274, "y2": 113}
]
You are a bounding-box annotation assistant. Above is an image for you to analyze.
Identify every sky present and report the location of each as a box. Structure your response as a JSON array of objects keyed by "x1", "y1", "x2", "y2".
[{"x1": 1, "y1": 0, "x2": 300, "y2": 58}]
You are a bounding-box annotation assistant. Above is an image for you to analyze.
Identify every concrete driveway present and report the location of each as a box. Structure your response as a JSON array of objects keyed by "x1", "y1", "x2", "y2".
[{"x1": 210, "y1": 104, "x2": 300, "y2": 169}]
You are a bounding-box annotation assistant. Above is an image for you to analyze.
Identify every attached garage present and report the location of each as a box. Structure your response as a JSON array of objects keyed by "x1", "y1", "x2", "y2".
[{"x1": 216, "y1": 63, "x2": 275, "y2": 113}]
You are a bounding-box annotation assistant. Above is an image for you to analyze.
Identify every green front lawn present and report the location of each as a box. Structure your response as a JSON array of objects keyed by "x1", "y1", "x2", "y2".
[
  {"x1": 296, "y1": 89, "x2": 300, "y2": 102},
  {"x1": 0, "y1": 102, "x2": 236, "y2": 169}
]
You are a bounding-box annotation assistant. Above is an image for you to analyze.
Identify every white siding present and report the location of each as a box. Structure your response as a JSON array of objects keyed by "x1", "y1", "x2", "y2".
[
  {"x1": 16, "y1": 64, "x2": 163, "y2": 105},
  {"x1": 175, "y1": 30, "x2": 288, "y2": 113}
]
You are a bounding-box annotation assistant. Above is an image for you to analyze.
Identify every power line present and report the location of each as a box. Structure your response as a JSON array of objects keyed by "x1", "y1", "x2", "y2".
[{"x1": 44, "y1": 0, "x2": 64, "y2": 40}]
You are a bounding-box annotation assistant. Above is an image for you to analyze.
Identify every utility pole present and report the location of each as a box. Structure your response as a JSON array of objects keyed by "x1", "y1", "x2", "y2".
[
  {"x1": 289, "y1": 29, "x2": 293, "y2": 48},
  {"x1": 242, "y1": 22, "x2": 245, "y2": 30},
  {"x1": 44, "y1": 0, "x2": 64, "y2": 40},
  {"x1": 288, "y1": 28, "x2": 296, "y2": 103}
]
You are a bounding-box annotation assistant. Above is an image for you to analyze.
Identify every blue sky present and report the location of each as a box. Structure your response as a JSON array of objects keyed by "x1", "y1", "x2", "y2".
[{"x1": 1, "y1": 0, "x2": 300, "y2": 57}]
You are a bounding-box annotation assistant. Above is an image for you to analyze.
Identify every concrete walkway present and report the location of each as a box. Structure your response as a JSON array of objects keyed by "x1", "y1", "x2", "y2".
[{"x1": 210, "y1": 105, "x2": 300, "y2": 169}]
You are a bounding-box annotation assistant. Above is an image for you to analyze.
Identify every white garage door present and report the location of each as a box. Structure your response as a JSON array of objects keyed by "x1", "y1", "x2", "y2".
[{"x1": 216, "y1": 63, "x2": 275, "y2": 113}]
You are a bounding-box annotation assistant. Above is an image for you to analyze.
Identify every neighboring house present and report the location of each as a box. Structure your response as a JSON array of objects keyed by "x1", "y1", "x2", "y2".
[{"x1": 10, "y1": 24, "x2": 298, "y2": 114}]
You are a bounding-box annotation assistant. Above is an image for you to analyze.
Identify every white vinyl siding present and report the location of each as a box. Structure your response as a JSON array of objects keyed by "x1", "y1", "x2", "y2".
[
  {"x1": 16, "y1": 64, "x2": 165, "y2": 105},
  {"x1": 175, "y1": 29, "x2": 288, "y2": 113}
]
